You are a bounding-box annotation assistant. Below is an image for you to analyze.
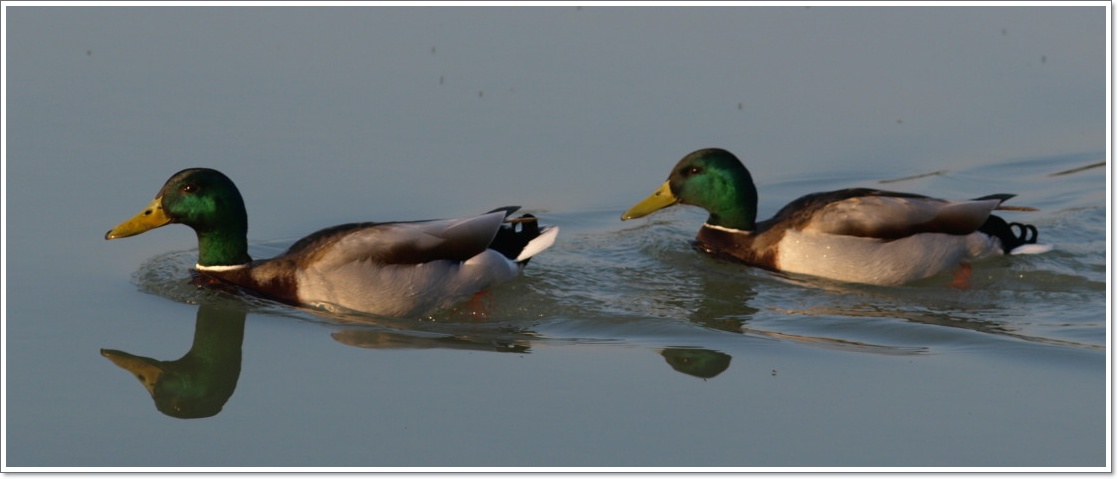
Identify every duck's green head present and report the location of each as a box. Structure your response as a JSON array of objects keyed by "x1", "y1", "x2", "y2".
[
  {"x1": 106, "y1": 168, "x2": 251, "y2": 266},
  {"x1": 621, "y1": 148, "x2": 759, "y2": 230}
]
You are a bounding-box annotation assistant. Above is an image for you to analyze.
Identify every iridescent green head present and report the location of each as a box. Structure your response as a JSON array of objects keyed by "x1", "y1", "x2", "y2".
[
  {"x1": 106, "y1": 168, "x2": 251, "y2": 267},
  {"x1": 621, "y1": 148, "x2": 759, "y2": 230}
]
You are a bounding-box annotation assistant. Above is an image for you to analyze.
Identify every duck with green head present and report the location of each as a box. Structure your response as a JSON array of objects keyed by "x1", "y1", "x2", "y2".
[
  {"x1": 106, "y1": 168, "x2": 559, "y2": 317},
  {"x1": 621, "y1": 148, "x2": 1048, "y2": 285}
]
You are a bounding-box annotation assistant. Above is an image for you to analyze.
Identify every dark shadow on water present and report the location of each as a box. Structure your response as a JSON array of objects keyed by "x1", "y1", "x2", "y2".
[{"x1": 327, "y1": 327, "x2": 531, "y2": 353}]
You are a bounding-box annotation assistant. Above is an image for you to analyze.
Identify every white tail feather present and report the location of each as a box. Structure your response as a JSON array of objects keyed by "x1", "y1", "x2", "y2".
[
  {"x1": 1010, "y1": 243, "x2": 1053, "y2": 255},
  {"x1": 515, "y1": 226, "x2": 559, "y2": 262}
]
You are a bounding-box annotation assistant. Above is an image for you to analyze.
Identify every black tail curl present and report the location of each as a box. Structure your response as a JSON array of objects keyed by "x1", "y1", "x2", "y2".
[
  {"x1": 490, "y1": 214, "x2": 543, "y2": 263},
  {"x1": 978, "y1": 214, "x2": 1040, "y2": 253}
]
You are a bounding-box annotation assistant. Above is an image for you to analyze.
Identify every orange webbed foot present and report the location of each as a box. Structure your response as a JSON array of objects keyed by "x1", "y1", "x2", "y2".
[{"x1": 951, "y1": 263, "x2": 973, "y2": 290}]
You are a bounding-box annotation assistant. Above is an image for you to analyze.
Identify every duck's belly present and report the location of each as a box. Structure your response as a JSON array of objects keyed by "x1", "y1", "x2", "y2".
[
  {"x1": 294, "y1": 250, "x2": 520, "y2": 317},
  {"x1": 775, "y1": 230, "x2": 1002, "y2": 286}
]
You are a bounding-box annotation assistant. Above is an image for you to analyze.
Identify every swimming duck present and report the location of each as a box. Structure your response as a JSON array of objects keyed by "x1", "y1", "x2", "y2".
[
  {"x1": 621, "y1": 148, "x2": 1046, "y2": 286},
  {"x1": 106, "y1": 168, "x2": 559, "y2": 317}
]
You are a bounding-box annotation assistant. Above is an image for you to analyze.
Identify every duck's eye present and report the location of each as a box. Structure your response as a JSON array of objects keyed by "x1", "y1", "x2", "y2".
[
  {"x1": 683, "y1": 166, "x2": 702, "y2": 176},
  {"x1": 182, "y1": 184, "x2": 198, "y2": 194}
]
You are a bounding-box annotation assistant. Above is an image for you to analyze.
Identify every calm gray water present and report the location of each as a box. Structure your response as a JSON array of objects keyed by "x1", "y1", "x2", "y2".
[{"x1": 4, "y1": 5, "x2": 1108, "y2": 470}]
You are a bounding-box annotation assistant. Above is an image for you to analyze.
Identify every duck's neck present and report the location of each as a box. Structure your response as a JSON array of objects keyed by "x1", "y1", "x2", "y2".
[
  {"x1": 195, "y1": 227, "x2": 252, "y2": 267},
  {"x1": 701, "y1": 185, "x2": 758, "y2": 231},
  {"x1": 706, "y1": 208, "x2": 755, "y2": 231}
]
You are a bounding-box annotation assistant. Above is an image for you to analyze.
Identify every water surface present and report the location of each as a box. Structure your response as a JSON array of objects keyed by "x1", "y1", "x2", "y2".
[{"x1": 3, "y1": 5, "x2": 1107, "y2": 470}]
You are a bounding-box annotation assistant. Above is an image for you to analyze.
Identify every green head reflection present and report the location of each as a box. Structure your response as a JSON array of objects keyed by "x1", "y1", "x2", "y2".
[
  {"x1": 660, "y1": 348, "x2": 732, "y2": 379},
  {"x1": 101, "y1": 303, "x2": 246, "y2": 419}
]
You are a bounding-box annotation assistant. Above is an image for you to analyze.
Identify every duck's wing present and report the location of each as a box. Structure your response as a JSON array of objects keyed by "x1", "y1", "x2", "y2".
[
  {"x1": 285, "y1": 209, "x2": 513, "y2": 269},
  {"x1": 782, "y1": 188, "x2": 1008, "y2": 239}
]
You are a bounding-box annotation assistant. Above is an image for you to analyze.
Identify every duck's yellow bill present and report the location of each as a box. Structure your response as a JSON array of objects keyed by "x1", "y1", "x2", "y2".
[
  {"x1": 621, "y1": 181, "x2": 678, "y2": 220},
  {"x1": 105, "y1": 196, "x2": 172, "y2": 240}
]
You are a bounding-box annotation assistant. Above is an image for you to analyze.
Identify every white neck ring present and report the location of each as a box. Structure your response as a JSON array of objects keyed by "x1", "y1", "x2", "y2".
[
  {"x1": 195, "y1": 263, "x2": 250, "y2": 272},
  {"x1": 702, "y1": 223, "x2": 751, "y2": 234}
]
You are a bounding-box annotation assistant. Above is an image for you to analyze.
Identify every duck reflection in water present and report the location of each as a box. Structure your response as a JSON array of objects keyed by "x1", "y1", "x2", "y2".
[
  {"x1": 100, "y1": 302, "x2": 537, "y2": 419},
  {"x1": 101, "y1": 302, "x2": 247, "y2": 419},
  {"x1": 660, "y1": 348, "x2": 732, "y2": 379}
]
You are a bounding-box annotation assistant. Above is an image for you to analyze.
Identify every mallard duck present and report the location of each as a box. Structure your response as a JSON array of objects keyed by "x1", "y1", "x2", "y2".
[
  {"x1": 106, "y1": 168, "x2": 559, "y2": 317},
  {"x1": 621, "y1": 148, "x2": 1047, "y2": 286}
]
